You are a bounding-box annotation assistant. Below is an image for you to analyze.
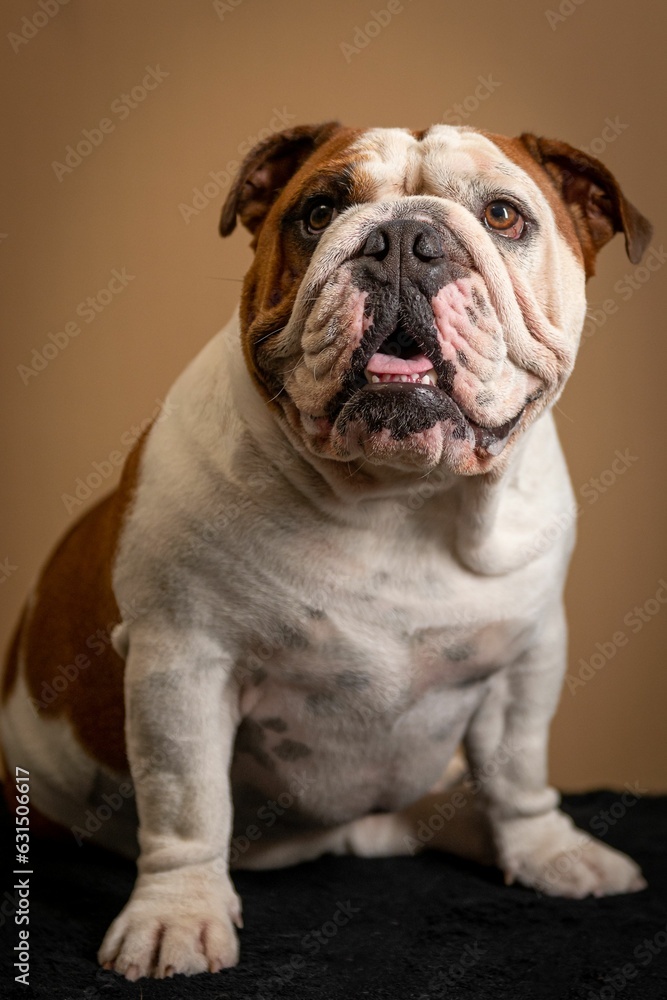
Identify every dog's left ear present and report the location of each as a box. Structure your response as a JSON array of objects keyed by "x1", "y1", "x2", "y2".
[
  {"x1": 220, "y1": 121, "x2": 342, "y2": 240},
  {"x1": 519, "y1": 133, "x2": 652, "y2": 275}
]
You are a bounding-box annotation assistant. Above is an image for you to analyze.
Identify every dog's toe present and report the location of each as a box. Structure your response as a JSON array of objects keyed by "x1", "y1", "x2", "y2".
[
  {"x1": 498, "y1": 808, "x2": 647, "y2": 899},
  {"x1": 98, "y1": 867, "x2": 241, "y2": 979}
]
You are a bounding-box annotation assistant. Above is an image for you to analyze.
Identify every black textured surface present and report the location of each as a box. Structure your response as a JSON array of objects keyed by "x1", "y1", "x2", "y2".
[{"x1": 1, "y1": 792, "x2": 667, "y2": 999}]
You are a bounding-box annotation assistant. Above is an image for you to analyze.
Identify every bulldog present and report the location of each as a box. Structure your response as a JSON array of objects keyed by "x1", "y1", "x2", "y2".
[{"x1": 0, "y1": 122, "x2": 652, "y2": 980}]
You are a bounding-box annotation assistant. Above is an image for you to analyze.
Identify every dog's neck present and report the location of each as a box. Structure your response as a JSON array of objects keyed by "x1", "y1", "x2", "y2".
[{"x1": 224, "y1": 314, "x2": 574, "y2": 577}]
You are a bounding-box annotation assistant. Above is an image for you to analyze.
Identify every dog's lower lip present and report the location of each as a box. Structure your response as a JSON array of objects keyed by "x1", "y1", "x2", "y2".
[
  {"x1": 468, "y1": 408, "x2": 525, "y2": 455},
  {"x1": 354, "y1": 381, "x2": 525, "y2": 454}
]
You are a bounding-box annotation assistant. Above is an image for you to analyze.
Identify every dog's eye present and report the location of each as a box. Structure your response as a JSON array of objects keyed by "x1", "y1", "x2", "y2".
[
  {"x1": 483, "y1": 201, "x2": 525, "y2": 239},
  {"x1": 304, "y1": 199, "x2": 337, "y2": 235}
]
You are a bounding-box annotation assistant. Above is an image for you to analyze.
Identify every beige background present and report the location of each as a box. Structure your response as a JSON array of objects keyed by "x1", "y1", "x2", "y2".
[{"x1": 1, "y1": 0, "x2": 665, "y2": 791}]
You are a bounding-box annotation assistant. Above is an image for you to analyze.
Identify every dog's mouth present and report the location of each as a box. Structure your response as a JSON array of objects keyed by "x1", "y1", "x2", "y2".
[
  {"x1": 364, "y1": 327, "x2": 438, "y2": 387},
  {"x1": 333, "y1": 320, "x2": 527, "y2": 457}
]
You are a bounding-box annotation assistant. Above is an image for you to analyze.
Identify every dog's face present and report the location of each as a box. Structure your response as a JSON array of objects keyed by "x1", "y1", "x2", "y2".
[{"x1": 221, "y1": 124, "x2": 650, "y2": 476}]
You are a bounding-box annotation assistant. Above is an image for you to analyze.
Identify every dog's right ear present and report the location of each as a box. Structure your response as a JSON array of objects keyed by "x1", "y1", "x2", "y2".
[
  {"x1": 518, "y1": 133, "x2": 652, "y2": 275},
  {"x1": 219, "y1": 122, "x2": 342, "y2": 239}
]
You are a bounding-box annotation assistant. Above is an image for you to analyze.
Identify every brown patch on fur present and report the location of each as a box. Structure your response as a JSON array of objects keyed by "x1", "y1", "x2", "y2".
[
  {"x1": 10, "y1": 430, "x2": 151, "y2": 773},
  {"x1": 232, "y1": 126, "x2": 364, "y2": 406},
  {"x1": 220, "y1": 122, "x2": 342, "y2": 240},
  {"x1": 486, "y1": 131, "x2": 652, "y2": 277},
  {"x1": 483, "y1": 131, "x2": 586, "y2": 270}
]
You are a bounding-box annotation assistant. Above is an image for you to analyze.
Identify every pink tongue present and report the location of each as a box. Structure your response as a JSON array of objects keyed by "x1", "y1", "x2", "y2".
[{"x1": 365, "y1": 352, "x2": 433, "y2": 375}]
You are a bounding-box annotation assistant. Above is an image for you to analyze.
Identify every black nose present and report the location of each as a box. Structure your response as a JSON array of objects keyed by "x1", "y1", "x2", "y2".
[{"x1": 359, "y1": 220, "x2": 448, "y2": 287}]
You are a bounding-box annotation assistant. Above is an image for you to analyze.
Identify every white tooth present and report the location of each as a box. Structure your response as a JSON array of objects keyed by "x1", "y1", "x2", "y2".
[
  {"x1": 400, "y1": 375, "x2": 408, "y2": 382},
  {"x1": 422, "y1": 369, "x2": 437, "y2": 386},
  {"x1": 371, "y1": 374, "x2": 380, "y2": 383}
]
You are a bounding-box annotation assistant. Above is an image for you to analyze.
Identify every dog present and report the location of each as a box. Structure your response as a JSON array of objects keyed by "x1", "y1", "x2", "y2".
[{"x1": 0, "y1": 122, "x2": 652, "y2": 980}]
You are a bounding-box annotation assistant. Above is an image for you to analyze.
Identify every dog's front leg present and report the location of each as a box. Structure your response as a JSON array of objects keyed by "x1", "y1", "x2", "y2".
[
  {"x1": 465, "y1": 603, "x2": 646, "y2": 898},
  {"x1": 98, "y1": 626, "x2": 242, "y2": 980}
]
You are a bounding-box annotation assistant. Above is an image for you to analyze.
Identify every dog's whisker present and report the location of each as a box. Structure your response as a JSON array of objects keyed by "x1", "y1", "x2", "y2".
[
  {"x1": 346, "y1": 458, "x2": 370, "y2": 478},
  {"x1": 266, "y1": 386, "x2": 285, "y2": 404},
  {"x1": 279, "y1": 361, "x2": 302, "y2": 379},
  {"x1": 255, "y1": 327, "x2": 287, "y2": 345},
  {"x1": 554, "y1": 403, "x2": 574, "y2": 424}
]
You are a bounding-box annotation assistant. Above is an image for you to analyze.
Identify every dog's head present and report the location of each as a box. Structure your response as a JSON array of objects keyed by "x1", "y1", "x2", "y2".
[{"x1": 220, "y1": 123, "x2": 650, "y2": 477}]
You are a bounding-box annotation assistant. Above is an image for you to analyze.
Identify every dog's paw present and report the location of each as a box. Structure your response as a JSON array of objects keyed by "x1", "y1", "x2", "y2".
[
  {"x1": 98, "y1": 865, "x2": 242, "y2": 980},
  {"x1": 497, "y1": 809, "x2": 647, "y2": 899}
]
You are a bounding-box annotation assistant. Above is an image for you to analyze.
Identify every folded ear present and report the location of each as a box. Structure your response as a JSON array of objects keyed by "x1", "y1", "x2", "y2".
[
  {"x1": 519, "y1": 133, "x2": 652, "y2": 275},
  {"x1": 219, "y1": 121, "x2": 342, "y2": 240}
]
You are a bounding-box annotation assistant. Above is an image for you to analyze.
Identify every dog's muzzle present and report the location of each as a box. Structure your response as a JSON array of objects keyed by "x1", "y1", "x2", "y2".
[{"x1": 324, "y1": 218, "x2": 525, "y2": 455}]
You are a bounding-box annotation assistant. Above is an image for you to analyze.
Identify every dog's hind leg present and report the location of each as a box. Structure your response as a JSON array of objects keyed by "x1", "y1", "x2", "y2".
[{"x1": 232, "y1": 779, "x2": 495, "y2": 871}]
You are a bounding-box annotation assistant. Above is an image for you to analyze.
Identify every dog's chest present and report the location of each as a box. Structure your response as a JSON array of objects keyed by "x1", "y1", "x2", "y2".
[
  {"x1": 239, "y1": 585, "x2": 522, "y2": 707},
  {"x1": 230, "y1": 549, "x2": 530, "y2": 826}
]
